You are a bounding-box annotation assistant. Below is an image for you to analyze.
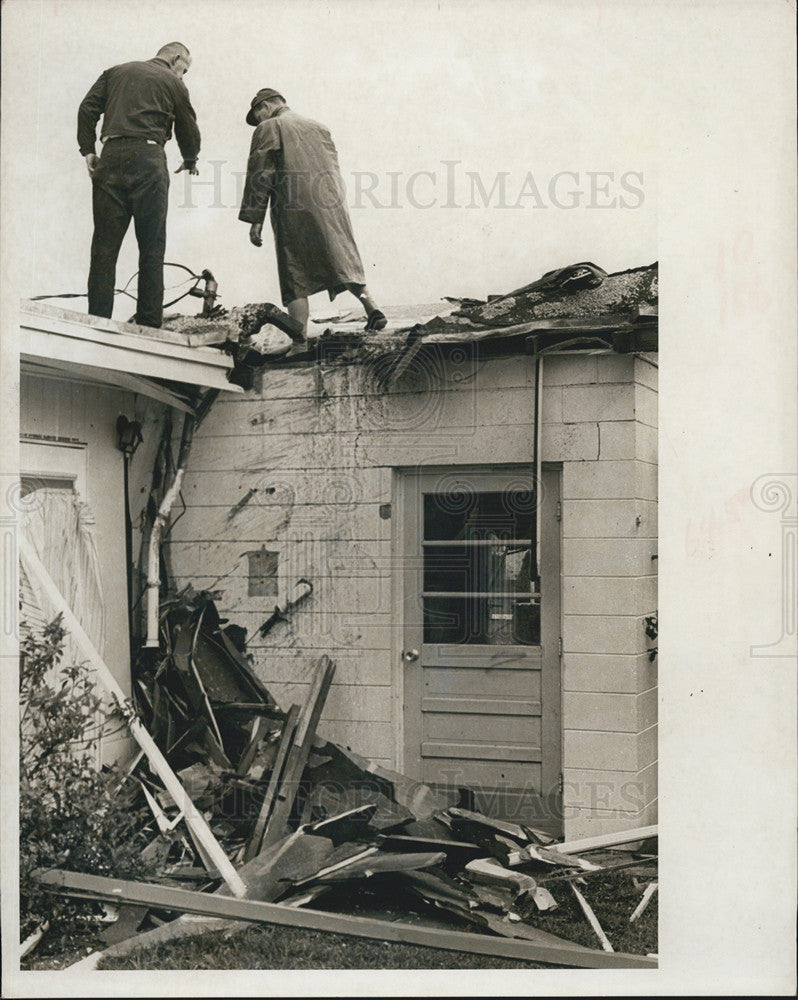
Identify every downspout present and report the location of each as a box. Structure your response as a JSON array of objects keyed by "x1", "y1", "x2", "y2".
[
  {"x1": 533, "y1": 355, "x2": 543, "y2": 592},
  {"x1": 144, "y1": 412, "x2": 196, "y2": 647}
]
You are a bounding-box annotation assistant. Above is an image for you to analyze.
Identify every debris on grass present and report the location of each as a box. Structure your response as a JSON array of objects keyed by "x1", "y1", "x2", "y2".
[{"x1": 29, "y1": 588, "x2": 658, "y2": 969}]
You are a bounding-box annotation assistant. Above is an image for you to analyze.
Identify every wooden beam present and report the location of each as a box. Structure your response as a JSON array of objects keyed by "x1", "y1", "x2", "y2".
[
  {"x1": 236, "y1": 716, "x2": 268, "y2": 777},
  {"x1": 629, "y1": 881, "x2": 658, "y2": 923},
  {"x1": 18, "y1": 535, "x2": 246, "y2": 899},
  {"x1": 35, "y1": 869, "x2": 658, "y2": 969},
  {"x1": 243, "y1": 704, "x2": 301, "y2": 862},
  {"x1": 552, "y1": 825, "x2": 658, "y2": 856},
  {"x1": 570, "y1": 883, "x2": 614, "y2": 952},
  {"x1": 260, "y1": 656, "x2": 335, "y2": 850}
]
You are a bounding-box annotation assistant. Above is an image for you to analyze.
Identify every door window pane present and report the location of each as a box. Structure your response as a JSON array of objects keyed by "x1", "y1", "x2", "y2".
[{"x1": 422, "y1": 488, "x2": 540, "y2": 645}]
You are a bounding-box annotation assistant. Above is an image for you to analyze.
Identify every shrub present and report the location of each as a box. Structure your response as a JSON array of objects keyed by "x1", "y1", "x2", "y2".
[{"x1": 19, "y1": 616, "x2": 149, "y2": 949}]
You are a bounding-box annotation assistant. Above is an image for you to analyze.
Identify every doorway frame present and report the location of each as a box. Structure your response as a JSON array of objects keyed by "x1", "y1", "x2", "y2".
[{"x1": 393, "y1": 462, "x2": 563, "y2": 824}]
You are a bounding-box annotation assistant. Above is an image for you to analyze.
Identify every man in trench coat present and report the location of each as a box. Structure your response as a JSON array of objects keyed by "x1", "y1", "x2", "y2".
[{"x1": 238, "y1": 88, "x2": 386, "y2": 341}]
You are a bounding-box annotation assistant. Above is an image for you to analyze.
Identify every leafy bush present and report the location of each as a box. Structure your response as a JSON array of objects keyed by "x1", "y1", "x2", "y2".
[
  {"x1": 644, "y1": 614, "x2": 658, "y2": 662},
  {"x1": 19, "y1": 616, "x2": 149, "y2": 948}
]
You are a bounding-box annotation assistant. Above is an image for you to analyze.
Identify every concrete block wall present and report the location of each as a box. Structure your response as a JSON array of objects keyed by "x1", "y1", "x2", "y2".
[
  {"x1": 169, "y1": 353, "x2": 539, "y2": 768},
  {"x1": 542, "y1": 353, "x2": 658, "y2": 837},
  {"x1": 169, "y1": 347, "x2": 657, "y2": 834}
]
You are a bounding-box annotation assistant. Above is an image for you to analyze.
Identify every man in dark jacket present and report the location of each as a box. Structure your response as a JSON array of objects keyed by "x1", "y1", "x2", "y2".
[
  {"x1": 77, "y1": 42, "x2": 201, "y2": 328},
  {"x1": 239, "y1": 88, "x2": 386, "y2": 341}
]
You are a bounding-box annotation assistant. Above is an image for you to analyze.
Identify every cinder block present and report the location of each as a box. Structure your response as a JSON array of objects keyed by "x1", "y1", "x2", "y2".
[
  {"x1": 562, "y1": 797, "x2": 657, "y2": 839},
  {"x1": 637, "y1": 723, "x2": 658, "y2": 770},
  {"x1": 599, "y1": 421, "x2": 636, "y2": 460},
  {"x1": 543, "y1": 355, "x2": 598, "y2": 386},
  {"x1": 563, "y1": 613, "x2": 647, "y2": 655},
  {"x1": 563, "y1": 383, "x2": 635, "y2": 423},
  {"x1": 564, "y1": 691, "x2": 639, "y2": 732},
  {"x1": 356, "y1": 423, "x2": 534, "y2": 467},
  {"x1": 635, "y1": 422, "x2": 658, "y2": 464},
  {"x1": 562, "y1": 536, "x2": 657, "y2": 576},
  {"x1": 541, "y1": 422, "x2": 599, "y2": 462},
  {"x1": 596, "y1": 354, "x2": 635, "y2": 383},
  {"x1": 634, "y1": 356, "x2": 659, "y2": 392},
  {"x1": 541, "y1": 385, "x2": 563, "y2": 423},
  {"x1": 562, "y1": 765, "x2": 656, "y2": 812},
  {"x1": 563, "y1": 575, "x2": 652, "y2": 616},
  {"x1": 563, "y1": 729, "x2": 639, "y2": 770},
  {"x1": 564, "y1": 460, "x2": 635, "y2": 499},
  {"x1": 562, "y1": 499, "x2": 649, "y2": 538},
  {"x1": 636, "y1": 654, "x2": 658, "y2": 694},
  {"x1": 637, "y1": 686, "x2": 658, "y2": 731},
  {"x1": 635, "y1": 383, "x2": 658, "y2": 428},
  {"x1": 317, "y1": 720, "x2": 394, "y2": 760},
  {"x1": 635, "y1": 460, "x2": 658, "y2": 501},
  {"x1": 563, "y1": 652, "x2": 650, "y2": 693},
  {"x1": 266, "y1": 682, "x2": 392, "y2": 723}
]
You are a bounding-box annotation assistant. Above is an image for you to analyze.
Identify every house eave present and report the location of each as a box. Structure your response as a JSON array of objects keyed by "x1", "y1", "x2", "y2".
[{"x1": 19, "y1": 300, "x2": 242, "y2": 400}]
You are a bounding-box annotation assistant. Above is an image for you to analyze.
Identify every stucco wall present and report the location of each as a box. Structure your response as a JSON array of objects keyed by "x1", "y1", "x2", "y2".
[{"x1": 20, "y1": 373, "x2": 166, "y2": 762}]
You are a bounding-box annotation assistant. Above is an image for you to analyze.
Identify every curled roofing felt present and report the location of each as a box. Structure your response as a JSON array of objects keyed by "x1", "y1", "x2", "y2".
[{"x1": 161, "y1": 262, "x2": 658, "y2": 378}]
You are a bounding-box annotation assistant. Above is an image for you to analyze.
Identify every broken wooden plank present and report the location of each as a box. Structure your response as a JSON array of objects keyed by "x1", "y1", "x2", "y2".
[
  {"x1": 289, "y1": 845, "x2": 379, "y2": 888},
  {"x1": 506, "y1": 843, "x2": 601, "y2": 872},
  {"x1": 18, "y1": 536, "x2": 246, "y2": 898},
  {"x1": 448, "y1": 808, "x2": 529, "y2": 843},
  {"x1": 629, "y1": 881, "x2": 658, "y2": 923},
  {"x1": 306, "y1": 804, "x2": 378, "y2": 844},
  {"x1": 465, "y1": 857, "x2": 557, "y2": 911},
  {"x1": 244, "y1": 703, "x2": 301, "y2": 862},
  {"x1": 139, "y1": 781, "x2": 183, "y2": 835},
  {"x1": 400, "y1": 868, "x2": 478, "y2": 908},
  {"x1": 20, "y1": 921, "x2": 49, "y2": 960},
  {"x1": 376, "y1": 834, "x2": 483, "y2": 861},
  {"x1": 234, "y1": 830, "x2": 335, "y2": 901},
  {"x1": 570, "y1": 883, "x2": 613, "y2": 952},
  {"x1": 540, "y1": 857, "x2": 655, "y2": 885},
  {"x1": 552, "y1": 824, "x2": 658, "y2": 856},
  {"x1": 236, "y1": 716, "x2": 268, "y2": 777},
  {"x1": 35, "y1": 868, "x2": 657, "y2": 969},
  {"x1": 315, "y1": 850, "x2": 446, "y2": 883},
  {"x1": 260, "y1": 656, "x2": 335, "y2": 849}
]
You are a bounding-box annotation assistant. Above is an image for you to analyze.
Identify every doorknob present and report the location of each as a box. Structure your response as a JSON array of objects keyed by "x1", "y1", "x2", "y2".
[{"x1": 403, "y1": 649, "x2": 419, "y2": 662}]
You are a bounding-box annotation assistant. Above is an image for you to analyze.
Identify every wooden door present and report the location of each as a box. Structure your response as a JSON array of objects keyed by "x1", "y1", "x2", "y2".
[{"x1": 402, "y1": 465, "x2": 562, "y2": 832}]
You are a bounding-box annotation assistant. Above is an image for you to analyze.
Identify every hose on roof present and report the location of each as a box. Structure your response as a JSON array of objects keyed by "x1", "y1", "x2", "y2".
[{"x1": 29, "y1": 263, "x2": 205, "y2": 309}]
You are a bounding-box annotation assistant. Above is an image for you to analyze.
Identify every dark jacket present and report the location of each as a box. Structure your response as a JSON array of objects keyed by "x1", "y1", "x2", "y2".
[{"x1": 77, "y1": 57, "x2": 200, "y2": 163}]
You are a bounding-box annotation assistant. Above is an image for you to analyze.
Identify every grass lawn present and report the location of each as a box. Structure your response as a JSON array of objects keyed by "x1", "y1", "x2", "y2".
[
  {"x1": 96, "y1": 863, "x2": 656, "y2": 971},
  {"x1": 98, "y1": 923, "x2": 550, "y2": 970}
]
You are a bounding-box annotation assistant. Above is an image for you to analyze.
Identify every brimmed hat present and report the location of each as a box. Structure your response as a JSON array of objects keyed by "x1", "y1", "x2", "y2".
[{"x1": 246, "y1": 88, "x2": 285, "y2": 126}]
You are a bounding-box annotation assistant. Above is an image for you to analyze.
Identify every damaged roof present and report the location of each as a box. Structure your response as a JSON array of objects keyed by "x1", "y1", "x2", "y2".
[{"x1": 162, "y1": 261, "x2": 658, "y2": 382}]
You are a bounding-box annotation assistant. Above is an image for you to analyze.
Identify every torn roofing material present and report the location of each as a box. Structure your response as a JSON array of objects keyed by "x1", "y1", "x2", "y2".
[{"x1": 159, "y1": 262, "x2": 658, "y2": 383}]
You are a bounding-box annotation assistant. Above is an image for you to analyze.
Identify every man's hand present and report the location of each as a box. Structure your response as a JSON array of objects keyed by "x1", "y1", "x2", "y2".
[
  {"x1": 175, "y1": 160, "x2": 199, "y2": 175},
  {"x1": 84, "y1": 153, "x2": 100, "y2": 177},
  {"x1": 249, "y1": 223, "x2": 263, "y2": 247}
]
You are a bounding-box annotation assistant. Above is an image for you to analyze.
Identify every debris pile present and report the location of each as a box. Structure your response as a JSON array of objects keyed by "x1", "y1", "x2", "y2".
[{"x1": 31, "y1": 589, "x2": 658, "y2": 966}]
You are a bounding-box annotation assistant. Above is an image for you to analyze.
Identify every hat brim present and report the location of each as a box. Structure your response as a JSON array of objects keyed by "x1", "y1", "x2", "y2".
[{"x1": 246, "y1": 107, "x2": 259, "y2": 126}]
